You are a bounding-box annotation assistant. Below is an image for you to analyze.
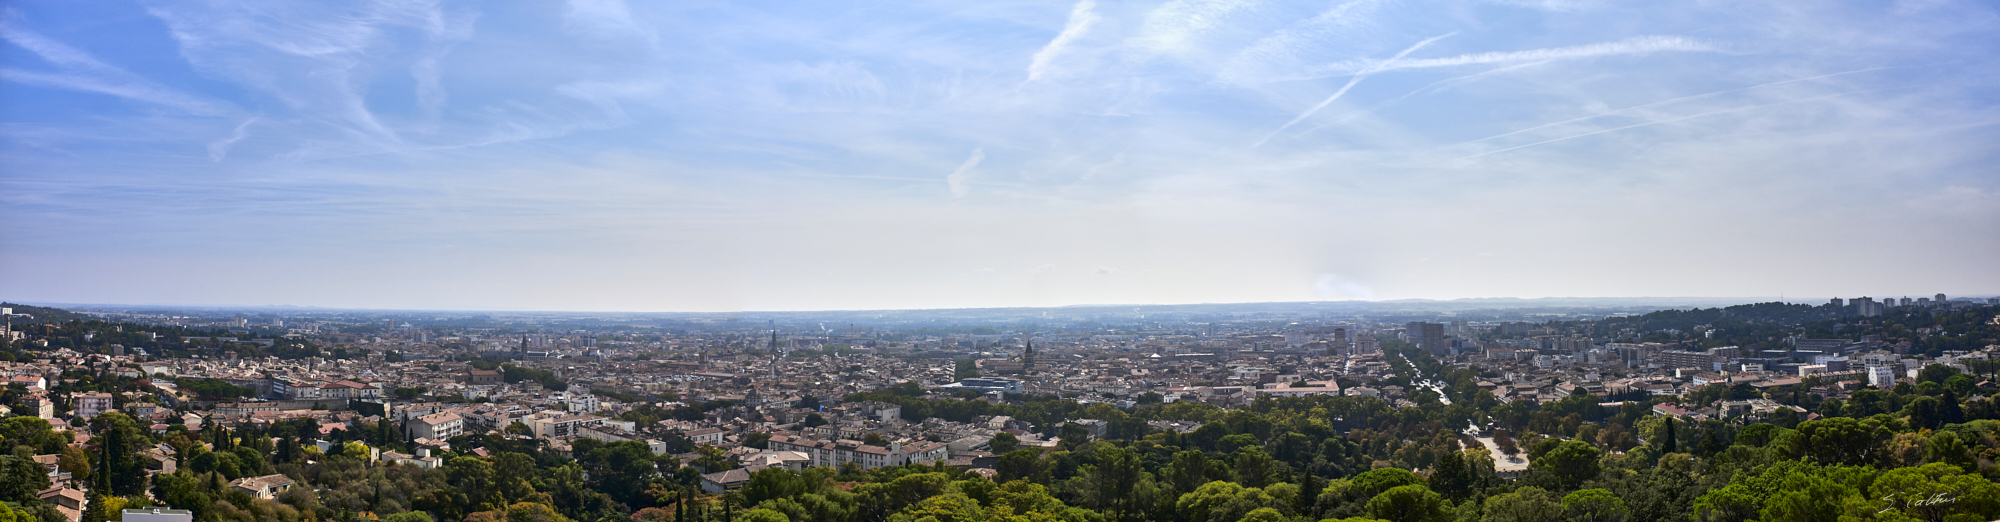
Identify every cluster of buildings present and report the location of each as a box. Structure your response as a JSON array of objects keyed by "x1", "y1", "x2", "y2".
[{"x1": 1, "y1": 297, "x2": 1995, "y2": 513}]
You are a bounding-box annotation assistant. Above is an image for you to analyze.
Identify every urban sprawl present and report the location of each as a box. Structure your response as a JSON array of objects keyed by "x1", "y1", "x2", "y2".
[{"x1": 1, "y1": 294, "x2": 1998, "y2": 522}]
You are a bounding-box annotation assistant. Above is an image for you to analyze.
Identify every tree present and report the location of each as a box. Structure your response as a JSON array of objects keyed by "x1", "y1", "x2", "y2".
[
  {"x1": 58, "y1": 445, "x2": 92, "y2": 485},
  {"x1": 1527, "y1": 441, "x2": 1600, "y2": 490},
  {"x1": 1907, "y1": 396, "x2": 1942, "y2": 431},
  {"x1": 1561, "y1": 489, "x2": 1629, "y2": 522},
  {"x1": 1923, "y1": 431, "x2": 1975, "y2": 470},
  {"x1": 1059, "y1": 423, "x2": 1090, "y2": 448},
  {"x1": 1232, "y1": 448, "x2": 1279, "y2": 488},
  {"x1": 1426, "y1": 450, "x2": 1471, "y2": 501},
  {"x1": 1, "y1": 416, "x2": 69, "y2": 454},
  {"x1": 1493, "y1": 432, "x2": 1520, "y2": 458},
  {"x1": 490, "y1": 502, "x2": 575, "y2": 522},
  {"x1": 1481, "y1": 487, "x2": 1560, "y2": 522},
  {"x1": 79, "y1": 493, "x2": 109, "y2": 522},
  {"x1": 447, "y1": 456, "x2": 499, "y2": 509},
  {"x1": 887, "y1": 493, "x2": 982, "y2": 522},
  {"x1": 1078, "y1": 445, "x2": 1146, "y2": 517},
  {"x1": 736, "y1": 510, "x2": 791, "y2": 522},
  {"x1": 0, "y1": 501, "x2": 29, "y2": 522},
  {"x1": 0, "y1": 454, "x2": 53, "y2": 504},
  {"x1": 692, "y1": 444, "x2": 735, "y2": 472},
  {"x1": 1365, "y1": 485, "x2": 1449, "y2": 522},
  {"x1": 996, "y1": 449, "x2": 1047, "y2": 483},
  {"x1": 1661, "y1": 417, "x2": 1678, "y2": 454},
  {"x1": 1917, "y1": 364, "x2": 1960, "y2": 385},
  {"x1": 1239, "y1": 508, "x2": 1287, "y2": 522},
  {"x1": 1866, "y1": 462, "x2": 2000, "y2": 521},
  {"x1": 1164, "y1": 450, "x2": 1210, "y2": 494},
  {"x1": 87, "y1": 413, "x2": 147, "y2": 496},
  {"x1": 990, "y1": 432, "x2": 1019, "y2": 454}
]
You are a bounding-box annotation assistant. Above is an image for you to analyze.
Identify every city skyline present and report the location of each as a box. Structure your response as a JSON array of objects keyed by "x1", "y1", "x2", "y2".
[{"x1": 3, "y1": 0, "x2": 1998, "y2": 312}]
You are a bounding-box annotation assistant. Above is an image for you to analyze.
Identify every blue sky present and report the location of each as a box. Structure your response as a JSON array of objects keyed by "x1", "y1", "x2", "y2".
[{"x1": 2, "y1": 0, "x2": 1997, "y2": 312}]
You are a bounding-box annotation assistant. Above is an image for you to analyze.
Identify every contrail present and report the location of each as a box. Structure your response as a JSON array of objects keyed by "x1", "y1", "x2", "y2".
[
  {"x1": 1296, "y1": 60, "x2": 1553, "y2": 137},
  {"x1": 1253, "y1": 32, "x2": 1456, "y2": 148},
  {"x1": 1459, "y1": 65, "x2": 1908, "y2": 146},
  {"x1": 1456, "y1": 88, "x2": 1897, "y2": 160}
]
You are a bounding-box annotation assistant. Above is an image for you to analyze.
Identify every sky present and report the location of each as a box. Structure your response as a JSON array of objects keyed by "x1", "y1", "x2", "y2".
[{"x1": 1, "y1": 0, "x2": 1997, "y2": 312}]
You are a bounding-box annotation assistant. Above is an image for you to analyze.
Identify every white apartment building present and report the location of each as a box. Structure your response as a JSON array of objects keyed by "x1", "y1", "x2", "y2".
[
  {"x1": 1867, "y1": 366, "x2": 1898, "y2": 388},
  {"x1": 408, "y1": 412, "x2": 464, "y2": 440},
  {"x1": 73, "y1": 392, "x2": 114, "y2": 419},
  {"x1": 766, "y1": 434, "x2": 950, "y2": 470},
  {"x1": 530, "y1": 414, "x2": 607, "y2": 439},
  {"x1": 566, "y1": 393, "x2": 601, "y2": 414}
]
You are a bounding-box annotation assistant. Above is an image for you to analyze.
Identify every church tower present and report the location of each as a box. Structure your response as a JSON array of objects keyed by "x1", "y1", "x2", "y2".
[{"x1": 1022, "y1": 338, "x2": 1035, "y2": 374}]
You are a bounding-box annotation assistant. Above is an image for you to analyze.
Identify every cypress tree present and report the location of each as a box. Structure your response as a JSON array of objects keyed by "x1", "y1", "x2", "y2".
[
  {"x1": 1662, "y1": 416, "x2": 1678, "y2": 454},
  {"x1": 81, "y1": 494, "x2": 109, "y2": 522},
  {"x1": 1941, "y1": 390, "x2": 1966, "y2": 425}
]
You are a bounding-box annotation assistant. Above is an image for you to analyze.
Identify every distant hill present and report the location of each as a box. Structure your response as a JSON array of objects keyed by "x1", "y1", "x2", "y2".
[{"x1": 1, "y1": 302, "x2": 85, "y2": 323}]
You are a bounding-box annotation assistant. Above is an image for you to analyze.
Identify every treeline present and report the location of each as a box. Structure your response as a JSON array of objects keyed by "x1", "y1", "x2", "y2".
[
  {"x1": 466, "y1": 359, "x2": 570, "y2": 391},
  {"x1": 1555, "y1": 303, "x2": 2000, "y2": 358},
  {"x1": 176, "y1": 378, "x2": 257, "y2": 400}
]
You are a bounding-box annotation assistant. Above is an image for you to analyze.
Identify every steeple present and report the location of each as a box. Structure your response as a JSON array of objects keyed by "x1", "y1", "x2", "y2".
[
  {"x1": 769, "y1": 329, "x2": 781, "y2": 379},
  {"x1": 1022, "y1": 338, "x2": 1035, "y2": 374}
]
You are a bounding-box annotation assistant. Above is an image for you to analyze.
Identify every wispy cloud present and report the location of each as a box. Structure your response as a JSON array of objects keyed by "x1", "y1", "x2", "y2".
[
  {"x1": 3, "y1": 0, "x2": 1996, "y2": 310},
  {"x1": 207, "y1": 117, "x2": 259, "y2": 162},
  {"x1": 1460, "y1": 65, "x2": 1904, "y2": 146},
  {"x1": 1218, "y1": 0, "x2": 1388, "y2": 86},
  {"x1": 564, "y1": 0, "x2": 657, "y2": 49},
  {"x1": 1136, "y1": 0, "x2": 1258, "y2": 53},
  {"x1": 1457, "y1": 88, "x2": 1893, "y2": 159},
  {"x1": 1027, "y1": 0, "x2": 1101, "y2": 82},
  {"x1": 0, "y1": 14, "x2": 232, "y2": 115},
  {"x1": 947, "y1": 148, "x2": 985, "y2": 197}
]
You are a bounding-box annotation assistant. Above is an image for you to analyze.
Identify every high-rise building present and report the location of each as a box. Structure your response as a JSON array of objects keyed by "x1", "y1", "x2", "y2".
[
  {"x1": 1829, "y1": 297, "x2": 1845, "y2": 307},
  {"x1": 1330, "y1": 328, "x2": 1349, "y2": 354},
  {"x1": 1867, "y1": 366, "x2": 1897, "y2": 388},
  {"x1": 1852, "y1": 297, "x2": 1882, "y2": 317},
  {"x1": 1900, "y1": 297, "x2": 1913, "y2": 306},
  {"x1": 1935, "y1": 293, "x2": 1948, "y2": 305},
  {"x1": 1405, "y1": 322, "x2": 1446, "y2": 356}
]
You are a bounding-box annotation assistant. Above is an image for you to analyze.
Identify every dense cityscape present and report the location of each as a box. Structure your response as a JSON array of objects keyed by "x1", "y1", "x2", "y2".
[
  {"x1": 0, "y1": 295, "x2": 1997, "y2": 522},
  {"x1": 5, "y1": 0, "x2": 1998, "y2": 520}
]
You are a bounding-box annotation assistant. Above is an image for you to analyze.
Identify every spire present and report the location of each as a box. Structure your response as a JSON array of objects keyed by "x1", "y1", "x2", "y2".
[{"x1": 1022, "y1": 338, "x2": 1035, "y2": 374}]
